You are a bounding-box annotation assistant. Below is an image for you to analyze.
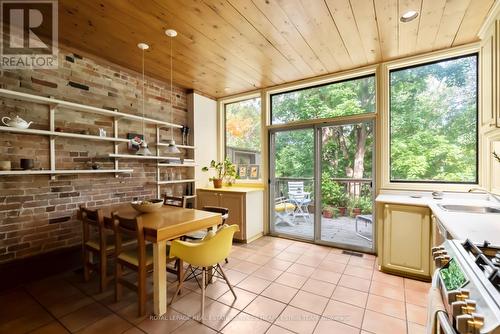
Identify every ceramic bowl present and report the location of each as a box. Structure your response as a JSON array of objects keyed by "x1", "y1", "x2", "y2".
[{"x1": 130, "y1": 199, "x2": 163, "y2": 213}]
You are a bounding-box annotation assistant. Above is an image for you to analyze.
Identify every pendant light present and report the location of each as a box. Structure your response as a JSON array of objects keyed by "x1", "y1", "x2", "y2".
[
  {"x1": 136, "y1": 42, "x2": 152, "y2": 156},
  {"x1": 165, "y1": 29, "x2": 181, "y2": 154}
]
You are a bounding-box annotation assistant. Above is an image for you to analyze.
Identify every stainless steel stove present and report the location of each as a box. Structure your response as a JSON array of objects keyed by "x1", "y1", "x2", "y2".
[{"x1": 432, "y1": 239, "x2": 500, "y2": 333}]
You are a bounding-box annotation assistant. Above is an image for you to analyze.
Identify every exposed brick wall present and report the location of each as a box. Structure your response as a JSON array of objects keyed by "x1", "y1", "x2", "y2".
[{"x1": 0, "y1": 48, "x2": 190, "y2": 263}]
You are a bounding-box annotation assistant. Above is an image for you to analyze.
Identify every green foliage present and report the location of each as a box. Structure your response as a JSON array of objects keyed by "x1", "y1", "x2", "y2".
[
  {"x1": 390, "y1": 55, "x2": 477, "y2": 182},
  {"x1": 321, "y1": 174, "x2": 348, "y2": 207},
  {"x1": 348, "y1": 196, "x2": 372, "y2": 214},
  {"x1": 359, "y1": 197, "x2": 373, "y2": 214},
  {"x1": 202, "y1": 158, "x2": 238, "y2": 182}
]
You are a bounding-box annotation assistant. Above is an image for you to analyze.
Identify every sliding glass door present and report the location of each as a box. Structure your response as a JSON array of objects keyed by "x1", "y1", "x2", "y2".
[
  {"x1": 317, "y1": 121, "x2": 374, "y2": 252},
  {"x1": 270, "y1": 128, "x2": 315, "y2": 240},
  {"x1": 269, "y1": 121, "x2": 375, "y2": 252}
]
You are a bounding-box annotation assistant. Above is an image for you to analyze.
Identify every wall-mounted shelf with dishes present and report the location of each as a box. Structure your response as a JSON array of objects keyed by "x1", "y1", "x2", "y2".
[
  {"x1": 0, "y1": 88, "x2": 183, "y2": 179},
  {"x1": 156, "y1": 142, "x2": 196, "y2": 150},
  {"x1": 157, "y1": 179, "x2": 196, "y2": 185},
  {"x1": 0, "y1": 169, "x2": 133, "y2": 176}
]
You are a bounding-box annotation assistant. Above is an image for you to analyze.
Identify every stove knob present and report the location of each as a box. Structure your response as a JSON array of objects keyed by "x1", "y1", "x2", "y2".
[
  {"x1": 451, "y1": 301, "x2": 466, "y2": 317},
  {"x1": 432, "y1": 250, "x2": 447, "y2": 258},
  {"x1": 432, "y1": 246, "x2": 445, "y2": 253},
  {"x1": 461, "y1": 299, "x2": 476, "y2": 314},
  {"x1": 434, "y1": 255, "x2": 451, "y2": 268},
  {"x1": 468, "y1": 313, "x2": 485, "y2": 334},
  {"x1": 448, "y1": 290, "x2": 461, "y2": 303},
  {"x1": 448, "y1": 289, "x2": 470, "y2": 304},
  {"x1": 456, "y1": 314, "x2": 473, "y2": 334},
  {"x1": 456, "y1": 289, "x2": 470, "y2": 301}
]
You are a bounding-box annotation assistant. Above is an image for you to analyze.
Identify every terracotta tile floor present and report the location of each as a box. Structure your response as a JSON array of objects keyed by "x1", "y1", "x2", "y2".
[{"x1": 0, "y1": 236, "x2": 430, "y2": 334}]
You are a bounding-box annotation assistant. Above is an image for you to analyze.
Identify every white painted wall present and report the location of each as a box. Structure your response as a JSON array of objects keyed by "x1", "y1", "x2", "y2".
[{"x1": 189, "y1": 92, "x2": 217, "y2": 189}]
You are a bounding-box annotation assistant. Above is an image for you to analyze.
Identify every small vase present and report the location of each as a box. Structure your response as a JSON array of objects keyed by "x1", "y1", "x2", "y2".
[{"x1": 213, "y1": 179, "x2": 223, "y2": 188}]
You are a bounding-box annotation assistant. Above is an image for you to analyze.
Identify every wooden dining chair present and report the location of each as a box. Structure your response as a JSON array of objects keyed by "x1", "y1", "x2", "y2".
[
  {"x1": 80, "y1": 206, "x2": 115, "y2": 293},
  {"x1": 112, "y1": 213, "x2": 183, "y2": 316},
  {"x1": 163, "y1": 194, "x2": 187, "y2": 208}
]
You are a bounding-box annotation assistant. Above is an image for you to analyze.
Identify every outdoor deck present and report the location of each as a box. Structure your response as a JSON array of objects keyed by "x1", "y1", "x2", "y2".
[{"x1": 274, "y1": 214, "x2": 373, "y2": 249}]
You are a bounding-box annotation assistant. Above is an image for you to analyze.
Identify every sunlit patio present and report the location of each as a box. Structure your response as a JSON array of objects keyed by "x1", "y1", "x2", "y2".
[{"x1": 274, "y1": 214, "x2": 373, "y2": 250}]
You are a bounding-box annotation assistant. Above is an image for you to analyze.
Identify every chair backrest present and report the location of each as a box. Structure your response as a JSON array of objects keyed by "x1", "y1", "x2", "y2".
[
  {"x1": 80, "y1": 205, "x2": 105, "y2": 244},
  {"x1": 170, "y1": 224, "x2": 239, "y2": 267},
  {"x1": 112, "y1": 213, "x2": 147, "y2": 266},
  {"x1": 202, "y1": 206, "x2": 229, "y2": 222},
  {"x1": 163, "y1": 194, "x2": 187, "y2": 208},
  {"x1": 288, "y1": 182, "x2": 304, "y2": 193}
]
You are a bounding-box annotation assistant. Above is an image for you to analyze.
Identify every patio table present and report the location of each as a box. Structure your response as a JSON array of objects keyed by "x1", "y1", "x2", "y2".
[{"x1": 288, "y1": 190, "x2": 311, "y2": 220}]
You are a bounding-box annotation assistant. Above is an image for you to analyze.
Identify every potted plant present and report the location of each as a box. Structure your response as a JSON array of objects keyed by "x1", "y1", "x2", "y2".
[
  {"x1": 322, "y1": 205, "x2": 336, "y2": 219},
  {"x1": 201, "y1": 158, "x2": 238, "y2": 188},
  {"x1": 359, "y1": 196, "x2": 373, "y2": 215},
  {"x1": 335, "y1": 192, "x2": 349, "y2": 216},
  {"x1": 322, "y1": 175, "x2": 348, "y2": 216},
  {"x1": 349, "y1": 197, "x2": 362, "y2": 217}
]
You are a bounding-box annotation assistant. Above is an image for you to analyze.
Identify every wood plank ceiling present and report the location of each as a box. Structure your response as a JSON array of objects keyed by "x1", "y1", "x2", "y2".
[{"x1": 59, "y1": 0, "x2": 495, "y2": 98}]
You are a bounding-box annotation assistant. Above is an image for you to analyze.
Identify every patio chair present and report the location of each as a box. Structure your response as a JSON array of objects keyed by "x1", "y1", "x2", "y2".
[
  {"x1": 288, "y1": 181, "x2": 312, "y2": 220},
  {"x1": 355, "y1": 214, "x2": 373, "y2": 242},
  {"x1": 275, "y1": 197, "x2": 295, "y2": 226}
]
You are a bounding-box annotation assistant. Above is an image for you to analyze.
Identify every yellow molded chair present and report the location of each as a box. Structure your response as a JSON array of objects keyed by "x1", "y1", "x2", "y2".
[{"x1": 169, "y1": 224, "x2": 239, "y2": 322}]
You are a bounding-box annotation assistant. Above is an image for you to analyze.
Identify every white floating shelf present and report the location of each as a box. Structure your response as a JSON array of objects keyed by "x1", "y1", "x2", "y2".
[
  {"x1": 0, "y1": 126, "x2": 130, "y2": 142},
  {"x1": 0, "y1": 88, "x2": 182, "y2": 128},
  {"x1": 156, "y1": 142, "x2": 196, "y2": 149},
  {"x1": 157, "y1": 179, "x2": 196, "y2": 184},
  {"x1": 0, "y1": 169, "x2": 133, "y2": 176},
  {"x1": 109, "y1": 154, "x2": 181, "y2": 161},
  {"x1": 157, "y1": 163, "x2": 197, "y2": 167}
]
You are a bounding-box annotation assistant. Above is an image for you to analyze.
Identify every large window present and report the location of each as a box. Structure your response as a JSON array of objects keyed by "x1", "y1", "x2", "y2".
[
  {"x1": 224, "y1": 97, "x2": 262, "y2": 179},
  {"x1": 389, "y1": 54, "x2": 478, "y2": 183},
  {"x1": 271, "y1": 75, "x2": 375, "y2": 124}
]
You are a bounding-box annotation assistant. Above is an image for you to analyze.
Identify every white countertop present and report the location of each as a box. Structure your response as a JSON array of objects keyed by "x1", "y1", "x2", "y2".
[{"x1": 376, "y1": 193, "x2": 500, "y2": 245}]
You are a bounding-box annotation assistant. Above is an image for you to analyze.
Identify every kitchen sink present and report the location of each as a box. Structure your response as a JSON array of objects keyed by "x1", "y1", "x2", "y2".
[{"x1": 438, "y1": 204, "x2": 500, "y2": 214}]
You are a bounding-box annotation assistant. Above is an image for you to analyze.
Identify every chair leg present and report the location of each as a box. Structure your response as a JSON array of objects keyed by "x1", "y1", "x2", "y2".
[
  {"x1": 218, "y1": 264, "x2": 237, "y2": 300},
  {"x1": 99, "y1": 251, "x2": 107, "y2": 293},
  {"x1": 170, "y1": 265, "x2": 191, "y2": 306},
  {"x1": 83, "y1": 249, "x2": 91, "y2": 282},
  {"x1": 200, "y1": 267, "x2": 206, "y2": 323},
  {"x1": 115, "y1": 263, "x2": 123, "y2": 302},
  {"x1": 138, "y1": 267, "x2": 147, "y2": 317}
]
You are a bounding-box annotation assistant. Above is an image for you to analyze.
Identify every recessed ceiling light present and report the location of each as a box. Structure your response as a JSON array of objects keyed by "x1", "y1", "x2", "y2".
[
  {"x1": 165, "y1": 29, "x2": 177, "y2": 37},
  {"x1": 400, "y1": 10, "x2": 418, "y2": 22}
]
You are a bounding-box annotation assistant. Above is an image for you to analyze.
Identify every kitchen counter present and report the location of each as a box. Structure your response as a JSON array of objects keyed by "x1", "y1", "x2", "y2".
[{"x1": 376, "y1": 193, "x2": 500, "y2": 245}]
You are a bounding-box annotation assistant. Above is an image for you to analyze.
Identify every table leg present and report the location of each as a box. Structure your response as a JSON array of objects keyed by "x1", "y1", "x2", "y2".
[{"x1": 153, "y1": 240, "x2": 167, "y2": 316}]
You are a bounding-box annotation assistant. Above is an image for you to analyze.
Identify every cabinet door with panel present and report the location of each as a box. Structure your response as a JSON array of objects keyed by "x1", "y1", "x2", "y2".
[
  {"x1": 219, "y1": 193, "x2": 245, "y2": 240},
  {"x1": 197, "y1": 190, "x2": 220, "y2": 208},
  {"x1": 381, "y1": 204, "x2": 431, "y2": 278}
]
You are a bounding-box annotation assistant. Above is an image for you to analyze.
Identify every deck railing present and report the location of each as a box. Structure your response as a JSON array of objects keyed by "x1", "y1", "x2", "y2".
[{"x1": 274, "y1": 177, "x2": 372, "y2": 201}]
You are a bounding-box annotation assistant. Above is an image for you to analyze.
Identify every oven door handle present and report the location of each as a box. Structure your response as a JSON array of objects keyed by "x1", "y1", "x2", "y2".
[{"x1": 437, "y1": 311, "x2": 456, "y2": 334}]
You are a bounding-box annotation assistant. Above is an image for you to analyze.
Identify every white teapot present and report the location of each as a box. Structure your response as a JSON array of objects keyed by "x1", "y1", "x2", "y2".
[{"x1": 2, "y1": 116, "x2": 33, "y2": 129}]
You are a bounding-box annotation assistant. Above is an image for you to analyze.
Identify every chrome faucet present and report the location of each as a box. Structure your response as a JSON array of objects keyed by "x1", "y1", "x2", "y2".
[{"x1": 468, "y1": 187, "x2": 500, "y2": 203}]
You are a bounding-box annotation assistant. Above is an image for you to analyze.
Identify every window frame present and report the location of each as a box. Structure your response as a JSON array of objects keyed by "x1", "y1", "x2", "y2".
[
  {"x1": 269, "y1": 73, "x2": 376, "y2": 126},
  {"x1": 388, "y1": 53, "x2": 479, "y2": 185},
  {"x1": 380, "y1": 44, "x2": 481, "y2": 191},
  {"x1": 220, "y1": 92, "x2": 263, "y2": 183}
]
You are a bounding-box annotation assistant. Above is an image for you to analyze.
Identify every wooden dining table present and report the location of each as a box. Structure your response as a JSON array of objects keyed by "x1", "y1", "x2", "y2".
[{"x1": 100, "y1": 204, "x2": 222, "y2": 316}]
